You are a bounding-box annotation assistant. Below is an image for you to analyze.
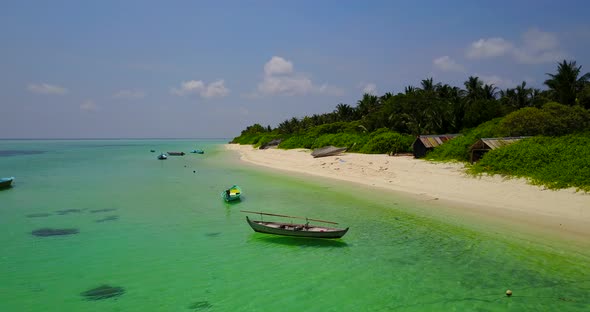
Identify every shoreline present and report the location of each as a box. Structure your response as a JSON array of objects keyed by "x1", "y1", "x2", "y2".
[{"x1": 226, "y1": 144, "x2": 590, "y2": 246}]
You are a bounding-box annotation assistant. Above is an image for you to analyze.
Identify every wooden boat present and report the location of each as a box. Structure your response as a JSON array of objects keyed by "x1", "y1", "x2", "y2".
[
  {"x1": 259, "y1": 139, "x2": 282, "y2": 149},
  {"x1": 311, "y1": 146, "x2": 347, "y2": 158},
  {"x1": 167, "y1": 151, "x2": 185, "y2": 156},
  {"x1": 242, "y1": 210, "x2": 349, "y2": 239},
  {"x1": 157, "y1": 153, "x2": 167, "y2": 160},
  {"x1": 221, "y1": 185, "x2": 242, "y2": 202},
  {"x1": 0, "y1": 177, "x2": 14, "y2": 189}
]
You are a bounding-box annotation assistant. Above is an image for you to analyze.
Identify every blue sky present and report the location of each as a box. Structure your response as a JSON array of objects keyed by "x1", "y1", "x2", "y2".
[{"x1": 1, "y1": 0, "x2": 589, "y2": 138}]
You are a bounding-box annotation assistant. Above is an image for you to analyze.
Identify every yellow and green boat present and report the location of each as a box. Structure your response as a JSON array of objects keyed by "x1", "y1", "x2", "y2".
[{"x1": 221, "y1": 185, "x2": 242, "y2": 202}]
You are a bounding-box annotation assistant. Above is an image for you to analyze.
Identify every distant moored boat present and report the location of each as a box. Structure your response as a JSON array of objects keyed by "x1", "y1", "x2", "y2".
[
  {"x1": 222, "y1": 185, "x2": 242, "y2": 202},
  {"x1": 0, "y1": 177, "x2": 14, "y2": 189},
  {"x1": 157, "y1": 153, "x2": 167, "y2": 160},
  {"x1": 167, "y1": 151, "x2": 185, "y2": 156}
]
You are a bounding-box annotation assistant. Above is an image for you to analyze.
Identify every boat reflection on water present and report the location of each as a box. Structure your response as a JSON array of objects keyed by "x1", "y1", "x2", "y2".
[{"x1": 248, "y1": 234, "x2": 349, "y2": 248}]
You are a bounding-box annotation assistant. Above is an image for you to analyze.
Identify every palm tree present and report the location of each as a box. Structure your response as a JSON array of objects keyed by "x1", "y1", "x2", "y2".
[
  {"x1": 404, "y1": 86, "x2": 417, "y2": 95},
  {"x1": 464, "y1": 76, "x2": 483, "y2": 100},
  {"x1": 379, "y1": 92, "x2": 394, "y2": 103},
  {"x1": 544, "y1": 60, "x2": 590, "y2": 105},
  {"x1": 420, "y1": 78, "x2": 440, "y2": 93},
  {"x1": 482, "y1": 84, "x2": 498, "y2": 100},
  {"x1": 334, "y1": 103, "x2": 356, "y2": 122},
  {"x1": 356, "y1": 93, "x2": 379, "y2": 117},
  {"x1": 514, "y1": 81, "x2": 533, "y2": 108}
]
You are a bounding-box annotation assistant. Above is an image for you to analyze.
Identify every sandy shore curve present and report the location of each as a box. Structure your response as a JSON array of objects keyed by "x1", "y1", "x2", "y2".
[{"x1": 226, "y1": 144, "x2": 590, "y2": 242}]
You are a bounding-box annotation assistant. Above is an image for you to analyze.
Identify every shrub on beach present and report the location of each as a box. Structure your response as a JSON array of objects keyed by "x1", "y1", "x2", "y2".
[
  {"x1": 231, "y1": 133, "x2": 265, "y2": 145},
  {"x1": 307, "y1": 121, "x2": 364, "y2": 137},
  {"x1": 279, "y1": 134, "x2": 316, "y2": 149},
  {"x1": 497, "y1": 102, "x2": 590, "y2": 137},
  {"x1": 469, "y1": 133, "x2": 590, "y2": 191},
  {"x1": 311, "y1": 133, "x2": 366, "y2": 150},
  {"x1": 358, "y1": 129, "x2": 414, "y2": 154}
]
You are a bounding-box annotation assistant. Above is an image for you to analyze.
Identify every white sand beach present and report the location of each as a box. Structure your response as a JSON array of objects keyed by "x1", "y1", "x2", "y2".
[{"x1": 227, "y1": 144, "x2": 590, "y2": 242}]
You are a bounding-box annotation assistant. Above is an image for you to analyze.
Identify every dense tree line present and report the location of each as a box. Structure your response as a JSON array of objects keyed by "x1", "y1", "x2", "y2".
[
  {"x1": 235, "y1": 60, "x2": 590, "y2": 140},
  {"x1": 230, "y1": 60, "x2": 590, "y2": 191}
]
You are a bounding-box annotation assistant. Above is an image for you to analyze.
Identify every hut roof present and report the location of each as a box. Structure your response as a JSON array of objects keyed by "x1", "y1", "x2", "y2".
[
  {"x1": 415, "y1": 134, "x2": 461, "y2": 148},
  {"x1": 471, "y1": 137, "x2": 530, "y2": 150}
]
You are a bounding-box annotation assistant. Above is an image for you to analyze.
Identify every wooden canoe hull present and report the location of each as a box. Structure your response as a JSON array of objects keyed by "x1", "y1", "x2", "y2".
[
  {"x1": 246, "y1": 216, "x2": 348, "y2": 239},
  {"x1": 311, "y1": 146, "x2": 347, "y2": 158}
]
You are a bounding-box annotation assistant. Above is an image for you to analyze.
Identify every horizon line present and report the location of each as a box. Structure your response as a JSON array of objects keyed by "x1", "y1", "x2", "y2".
[{"x1": 0, "y1": 137, "x2": 232, "y2": 141}]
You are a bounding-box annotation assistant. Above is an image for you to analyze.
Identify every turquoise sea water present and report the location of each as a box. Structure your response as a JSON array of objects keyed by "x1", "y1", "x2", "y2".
[{"x1": 1, "y1": 139, "x2": 589, "y2": 312}]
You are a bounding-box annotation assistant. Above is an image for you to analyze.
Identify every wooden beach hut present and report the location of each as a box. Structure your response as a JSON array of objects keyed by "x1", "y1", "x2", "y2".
[
  {"x1": 412, "y1": 134, "x2": 460, "y2": 158},
  {"x1": 469, "y1": 137, "x2": 529, "y2": 163}
]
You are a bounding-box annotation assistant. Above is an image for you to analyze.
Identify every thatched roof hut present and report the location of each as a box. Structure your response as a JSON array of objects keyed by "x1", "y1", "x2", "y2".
[
  {"x1": 470, "y1": 137, "x2": 529, "y2": 163},
  {"x1": 412, "y1": 134, "x2": 460, "y2": 158}
]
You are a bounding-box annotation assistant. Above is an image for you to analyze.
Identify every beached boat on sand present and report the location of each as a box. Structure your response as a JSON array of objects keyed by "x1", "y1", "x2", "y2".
[
  {"x1": 0, "y1": 177, "x2": 14, "y2": 189},
  {"x1": 311, "y1": 146, "x2": 347, "y2": 158},
  {"x1": 222, "y1": 185, "x2": 242, "y2": 202},
  {"x1": 242, "y1": 210, "x2": 349, "y2": 239}
]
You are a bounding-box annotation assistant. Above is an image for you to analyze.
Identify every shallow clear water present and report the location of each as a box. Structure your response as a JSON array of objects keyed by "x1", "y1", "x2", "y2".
[{"x1": 1, "y1": 140, "x2": 589, "y2": 311}]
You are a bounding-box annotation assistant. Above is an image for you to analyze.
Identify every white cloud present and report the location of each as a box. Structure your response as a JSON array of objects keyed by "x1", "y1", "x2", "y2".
[
  {"x1": 171, "y1": 79, "x2": 229, "y2": 98},
  {"x1": 80, "y1": 100, "x2": 97, "y2": 111},
  {"x1": 255, "y1": 56, "x2": 341, "y2": 96},
  {"x1": 113, "y1": 89, "x2": 145, "y2": 99},
  {"x1": 465, "y1": 29, "x2": 565, "y2": 64},
  {"x1": 171, "y1": 80, "x2": 205, "y2": 96},
  {"x1": 258, "y1": 75, "x2": 313, "y2": 96},
  {"x1": 362, "y1": 83, "x2": 377, "y2": 95},
  {"x1": 433, "y1": 56, "x2": 465, "y2": 72},
  {"x1": 202, "y1": 79, "x2": 230, "y2": 98},
  {"x1": 264, "y1": 56, "x2": 294, "y2": 76},
  {"x1": 513, "y1": 28, "x2": 566, "y2": 64},
  {"x1": 27, "y1": 83, "x2": 68, "y2": 95},
  {"x1": 466, "y1": 38, "x2": 513, "y2": 59},
  {"x1": 476, "y1": 73, "x2": 515, "y2": 89}
]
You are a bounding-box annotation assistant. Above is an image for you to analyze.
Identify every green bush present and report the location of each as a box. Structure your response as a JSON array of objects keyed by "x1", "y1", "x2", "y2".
[
  {"x1": 231, "y1": 133, "x2": 265, "y2": 145},
  {"x1": 469, "y1": 133, "x2": 590, "y2": 191},
  {"x1": 279, "y1": 134, "x2": 316, "y2": 149},
  {"x1": 498, "y1": 102, "x2": 590, "y2": 136},
  {"x1": 307, "y1": 121, "x2": 364, "y2": 137},
  {"x1": 311, "y1": 133, "x2": 365, "y2": 150},
  {"x1": 359, "y1": 130, "x2": 414, "y2": 154}
]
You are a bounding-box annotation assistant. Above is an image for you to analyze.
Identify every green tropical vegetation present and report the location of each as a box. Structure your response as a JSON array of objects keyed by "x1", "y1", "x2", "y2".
[
  {"x1": 231, "y1": 60, "x2": 590, "y2": 191},
  {"x1": 469, "y1": 134, "x2": 590, "y2": 192}
]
